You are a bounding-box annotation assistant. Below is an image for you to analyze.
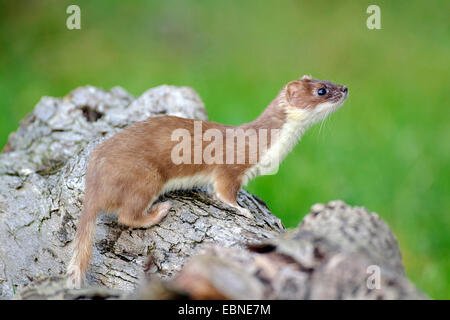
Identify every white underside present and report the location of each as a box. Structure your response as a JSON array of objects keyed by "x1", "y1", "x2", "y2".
[
  {"x1": 160, "y1": 174, "x2": 215, "y2": 195},
  {"x1": 242, "y1": 110, "x2": 306, "y2": 185}
]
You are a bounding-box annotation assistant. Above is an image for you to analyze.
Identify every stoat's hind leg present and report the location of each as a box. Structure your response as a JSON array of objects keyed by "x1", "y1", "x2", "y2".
[
  {"x1": 117, "y1": 179, "x2": 170, "y2": 228},
  {"x1": 213, "y1": 173, "x2": 252, "y2": 219},
  {"x1": 118, "y1": 200, "x2": 171, "y2": 228},
  {"x1": 138, "y1": 201, "x2": 171, "y2": 228}
]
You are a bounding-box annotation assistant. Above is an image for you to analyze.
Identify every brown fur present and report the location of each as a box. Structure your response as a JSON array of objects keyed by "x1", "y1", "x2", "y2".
[{"x1": 66, "y1": 76, "x2": 348, "y2": 287}]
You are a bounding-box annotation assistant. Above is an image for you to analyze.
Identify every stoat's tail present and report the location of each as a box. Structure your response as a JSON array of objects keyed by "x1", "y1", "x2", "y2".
[{"x1": 66, "y1": 202, "x2": 99, "y2": 289}]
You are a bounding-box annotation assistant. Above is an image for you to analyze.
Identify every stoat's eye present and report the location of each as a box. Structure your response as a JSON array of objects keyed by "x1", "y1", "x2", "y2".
[{"x1": 317, "y1": 88, "x2": 327, "y2": 96}]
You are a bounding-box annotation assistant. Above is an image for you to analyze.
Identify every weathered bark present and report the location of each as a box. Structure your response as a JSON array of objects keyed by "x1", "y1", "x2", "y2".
[
  {"x1": 1, "y1": 85, "x2": 426, "y2": 300},
  {"x1": 13, "y1": 201, "x2": 427, "y2": 300},
  {"x1": 138, "y1": 200, "x2": 426, "y2": 300}
]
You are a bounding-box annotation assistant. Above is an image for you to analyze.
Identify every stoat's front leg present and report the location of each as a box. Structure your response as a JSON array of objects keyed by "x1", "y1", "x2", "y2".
[{"x1": 212, "y1": 172, "x2": 252, "y2": 219}]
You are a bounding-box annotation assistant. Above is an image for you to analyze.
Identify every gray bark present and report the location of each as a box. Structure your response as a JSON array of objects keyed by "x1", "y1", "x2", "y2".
[
  {"x1": 1, "y1": 85, "x2": 426, "y2": 300},
  {"x1": 13, "y1": 201, "x2": 427, "y2": 300},
  {"x1": 134, "y1": 200, "x2": 426, "y2": 300}
]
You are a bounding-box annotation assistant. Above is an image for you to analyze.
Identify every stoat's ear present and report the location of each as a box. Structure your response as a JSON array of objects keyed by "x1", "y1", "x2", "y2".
[
  {"x1": 301, "y1": 74, "x2": 312, "y2": 80},
  {"x1": 286, "y1": 80, "x2": 304, "y2": 106}
]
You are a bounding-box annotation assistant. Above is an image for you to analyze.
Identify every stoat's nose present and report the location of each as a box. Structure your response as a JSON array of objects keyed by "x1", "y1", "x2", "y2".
[{"x1": 340, "y1": 86, "x2": 348, "y2": 93}]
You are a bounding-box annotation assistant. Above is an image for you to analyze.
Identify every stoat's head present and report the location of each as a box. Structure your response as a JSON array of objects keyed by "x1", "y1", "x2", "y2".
[{"x1": 282, "y1": 75, "x2": 348, "y2": 125}]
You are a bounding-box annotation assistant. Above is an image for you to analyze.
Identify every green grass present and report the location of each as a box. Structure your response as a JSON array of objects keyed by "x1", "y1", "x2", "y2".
[{"x1": 0, "y1": 0, "x2": 449, "y2": 299}]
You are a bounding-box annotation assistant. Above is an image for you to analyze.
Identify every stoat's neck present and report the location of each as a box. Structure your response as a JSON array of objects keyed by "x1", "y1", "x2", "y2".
[
  {"x1": 241, "y1": 88, "x2": 311, "y2": 184},
  {"x1": 240, "y1": 89, "x2": 288, "y2": 132},
  {"x1": 240, "y1": 87, "x2": 311, "y2": 149}
]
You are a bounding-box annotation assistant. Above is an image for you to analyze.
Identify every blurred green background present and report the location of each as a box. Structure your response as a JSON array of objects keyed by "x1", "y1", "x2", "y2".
[{"x1": 0, "y1": 0, "x2": 449, "y2": 299}]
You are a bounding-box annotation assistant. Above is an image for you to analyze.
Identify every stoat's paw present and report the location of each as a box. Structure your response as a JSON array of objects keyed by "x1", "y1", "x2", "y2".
[
  {"x1": 145, "y1": 201, "x2": 172, "y2": 227},
  {"x1": 66, "y1": 264, "x2": 82, "y2": 290},
  {"x1": 155, "y1": 201, "x2": 172, "y2": 220},
  {"x1": 153, "y1": 200, "x2": 172, "y2": 224}
]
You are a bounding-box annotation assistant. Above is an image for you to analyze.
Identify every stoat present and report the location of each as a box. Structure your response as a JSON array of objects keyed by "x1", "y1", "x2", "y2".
[{"x1": 66, "y1": 75, "x2": 348, "y2": 288}]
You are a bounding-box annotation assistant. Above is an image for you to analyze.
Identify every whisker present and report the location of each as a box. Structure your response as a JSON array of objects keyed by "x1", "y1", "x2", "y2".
[{"x1": 318, "y1": 108, "x2": 332, "y2": 138}]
